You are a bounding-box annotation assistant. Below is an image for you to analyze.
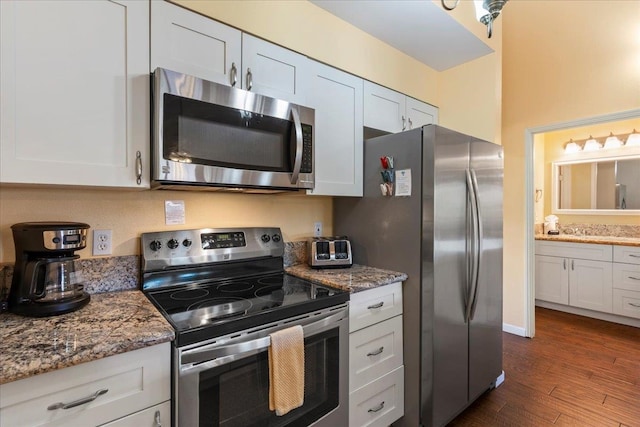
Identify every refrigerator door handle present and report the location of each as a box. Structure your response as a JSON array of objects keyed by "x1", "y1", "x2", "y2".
[
  {"x1": 468, "y1": 169, "x2": 483, "y2": 321},
  {"x1": 465, "y1": 169, "x2": 480, "y2": 323}
]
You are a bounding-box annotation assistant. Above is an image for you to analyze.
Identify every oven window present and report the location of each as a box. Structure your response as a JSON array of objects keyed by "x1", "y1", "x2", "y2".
[
  {"x1": 163, "y1": 94, "x2": 292, "y2": 172},
  {"x1": 198, "y1": 329, "x2": 339, "y2": 427}
]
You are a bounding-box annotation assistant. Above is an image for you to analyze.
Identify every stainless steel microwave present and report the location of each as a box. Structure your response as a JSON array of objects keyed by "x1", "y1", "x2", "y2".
[{"x1": 151, "y1": 68, "x2": 314, "y2": 192}]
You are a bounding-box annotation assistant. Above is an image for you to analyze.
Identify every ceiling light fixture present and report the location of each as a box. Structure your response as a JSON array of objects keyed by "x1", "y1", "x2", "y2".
[
  {"x1": 564, "y1": 139, "x2": 581, "y2": 154},
  {"x1": 583, "y1": 135, "x2": 602, "y2": 152},
  {"x1": 603, "y1": 132, "x2": 622, "y2": 149},
  {"x1": 441, "y1": 0, "x2": 508, "y2": 38}
]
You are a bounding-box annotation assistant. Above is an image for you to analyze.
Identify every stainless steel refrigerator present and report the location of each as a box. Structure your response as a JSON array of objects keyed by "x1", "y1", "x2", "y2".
[{"x1": 334, "y1": 125, "x2": 503, "y2": 427}]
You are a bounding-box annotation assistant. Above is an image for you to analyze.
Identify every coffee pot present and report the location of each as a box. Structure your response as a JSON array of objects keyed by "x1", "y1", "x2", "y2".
[{"x1": 9, "y1": 222, "x2": 91, "y2": 316}]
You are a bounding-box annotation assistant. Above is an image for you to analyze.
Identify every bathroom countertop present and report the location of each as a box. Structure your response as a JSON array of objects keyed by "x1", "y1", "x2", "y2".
[
  {"x1": 0, "y1": 290, "x2": 174, "y2": 385},
  {"x1": 535, "y1": 234, "x2": 640, "y2": 247},
  {"x1": 285, "y1": 263, "x2": 408, "y2": 293}
]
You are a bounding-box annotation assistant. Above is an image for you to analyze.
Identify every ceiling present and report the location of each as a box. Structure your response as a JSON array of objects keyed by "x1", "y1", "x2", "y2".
[{"x1": 310, "y1": 0, "x2": 493, "y2": 71}]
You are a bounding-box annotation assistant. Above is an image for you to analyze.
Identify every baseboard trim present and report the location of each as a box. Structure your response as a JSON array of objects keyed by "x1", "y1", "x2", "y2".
[
  {"x1": 536, "y1": 301, "x2": 640, "y2": 328},
  {"x1": 502, "y1": 323, "x2": 526, "y2": 337}
]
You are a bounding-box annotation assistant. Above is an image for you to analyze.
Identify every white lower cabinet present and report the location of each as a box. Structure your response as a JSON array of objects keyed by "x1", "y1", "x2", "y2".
[
  {"x1": 349, "y1": 282, "x2": 404, "y2": 427},
  {"x1": 0, "y1": 343, "x2": 170, "y2": 427}
]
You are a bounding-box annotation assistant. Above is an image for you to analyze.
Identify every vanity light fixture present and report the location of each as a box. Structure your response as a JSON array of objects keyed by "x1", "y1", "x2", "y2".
[
  {"x1": 582, "y1": 135, "x2": 602, "y2": 152},
  {"x1": 603, "y1": 132, "x2": 623, "y2": 149},
  {"x1": 564, "y1": 139, "x2": 581, "y2": 154},
  {"x1": 441, "y1": 0, "x2": 508, "y2": 38},
  {"x1": 626, "y1": 129, "x2": 640, "y2": 147}
]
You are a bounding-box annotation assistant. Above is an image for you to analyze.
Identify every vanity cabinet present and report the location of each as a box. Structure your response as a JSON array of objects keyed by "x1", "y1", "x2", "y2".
[
  {"x1": 0, "y1": 343, "x2": 170, "y2": 427},
  {"x1": 307, "y1": 61, "x2": 363, "y2": 197},
  {"x1": 349, "y1": 282, "x2": 404, "y2": 427},
  {"x1": 612, "y1": 245, "x2": 640, "y2": 319},
  {"x1": 363, "y1": 81, "x2": 438, "y2": 133},
  {"x1": 0, "y1": 0, "x2": 149, "y2": 188},
  {"x1": 535, "y1": 241, "x2": 613, "y2": 312}
]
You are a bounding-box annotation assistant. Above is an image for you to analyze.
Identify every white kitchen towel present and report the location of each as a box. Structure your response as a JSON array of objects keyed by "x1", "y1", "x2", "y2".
[{"x1": 268, "y1": 325, "x2": 305, "y2": 416}]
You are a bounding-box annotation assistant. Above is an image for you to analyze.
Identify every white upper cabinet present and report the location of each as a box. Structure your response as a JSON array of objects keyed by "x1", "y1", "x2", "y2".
[
  {"x1": 150, "y1": 0, "x2": 241, "y2": 87},
  {"x1": 307, "y1": 61, "x2": 363, "y2": 197},
  {"x1": 241, "y1": 34, "x2": 309, "y2": 105},
  {"x1": 364, "y1": 81, "x2": 438, "y2": 134},
  {"x1": 0, "y1": 0, "x2": 149, "y2": 188}
]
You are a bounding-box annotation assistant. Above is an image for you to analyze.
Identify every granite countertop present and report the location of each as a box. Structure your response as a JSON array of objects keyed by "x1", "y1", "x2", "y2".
[
  {"x1": 535, "y1": 234, "x2": 640, "y2": 247},
  {"x1": 285, "y1": 263, "x2": 408, "y2": 293},
  {"x1": 0, "y1": 290, "x2": 174, "y2": 385}
]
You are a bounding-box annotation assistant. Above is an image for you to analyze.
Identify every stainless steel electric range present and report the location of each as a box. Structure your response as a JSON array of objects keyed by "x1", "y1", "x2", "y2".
[{"x1": 140, "y1": 227, "x2": 349, "y2": 427}]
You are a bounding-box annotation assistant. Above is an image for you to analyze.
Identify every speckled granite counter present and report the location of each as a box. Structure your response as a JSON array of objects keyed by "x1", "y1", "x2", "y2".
[
  {"x1": 285, "y1": 264, "x2": 407, "y2": 293},
  {"x1": 0, "y1": 290, "x2": 174, "y2": 385},
  {"x1": 535, "y1": 234, "x2": 640, "y2": 247}
]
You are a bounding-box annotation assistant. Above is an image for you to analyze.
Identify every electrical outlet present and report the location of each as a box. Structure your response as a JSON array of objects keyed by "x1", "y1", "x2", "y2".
[
  {"x1": 314, "y1": 222, "x2": 323, "y2": 237},
  {"x1": 92, "y1": 229, "x2": 113, "y2": 256}
]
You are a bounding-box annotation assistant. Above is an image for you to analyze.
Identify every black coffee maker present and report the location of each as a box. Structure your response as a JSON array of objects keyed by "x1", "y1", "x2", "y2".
[{"x1": 9, "y1": 222, "x2": 91, "y2": 316}]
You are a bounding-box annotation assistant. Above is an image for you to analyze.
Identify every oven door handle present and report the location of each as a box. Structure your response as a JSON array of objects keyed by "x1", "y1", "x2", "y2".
[{"x1": 181, "y1": 309, "x2": 346, "y2": 366}]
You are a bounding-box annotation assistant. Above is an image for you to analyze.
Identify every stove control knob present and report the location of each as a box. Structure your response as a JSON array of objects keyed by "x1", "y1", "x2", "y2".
[
  {"x1": 149, "y1": 240, "x2": 162, "y2": 251},
  {"x1": 272, "y1": 234, "x2": 281, "y2": 243},
  {"x1": 167, "y1": 239, "x2": 179, "y2": 250},
  {"x1": 182, "y1": 238, "x2": 192, "y2": 248},
  {"x1": 261, "y1": 234, "x2": 271, "y2": 243}
]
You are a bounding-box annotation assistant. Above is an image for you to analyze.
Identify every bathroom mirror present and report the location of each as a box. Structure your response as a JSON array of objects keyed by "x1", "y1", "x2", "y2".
[{"x1": 552, "y1": 155, "x2": 640, "y2": 214}]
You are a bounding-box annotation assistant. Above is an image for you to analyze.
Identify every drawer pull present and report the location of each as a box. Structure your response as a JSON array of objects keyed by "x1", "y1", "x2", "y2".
[
  {"x1": 367, "y1": 301, "x2": 384, "y2": 310},
  {"x1": 368, "y1": 401, "x2": 385, "y2": 413},
  {"x1": 155, "y1": 409, "x2": 162, "y2": 427},
  {"x1": 630, "y1": 254, "x2": 640, "y2": 258},
  {"x1": 47, "y1": 388, "x2": 108, "y2": 410},
  {"x1": 367, "y1": 346, "x2": 385, "y2": 357},
  {"x1": 629, "y1": 303, "x2": 640, "y2": 308},
  {"x1": 629, "y1": 276, "x2": 640, "y2": 281}
]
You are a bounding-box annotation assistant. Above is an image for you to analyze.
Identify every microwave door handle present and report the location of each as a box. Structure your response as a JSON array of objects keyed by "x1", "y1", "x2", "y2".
[
  {"x1": 290, "y1": 107, "x2": 303, "y2": 185},
  {"x1": 181, "y1": 309, "x2": 345, "y2": 366}
]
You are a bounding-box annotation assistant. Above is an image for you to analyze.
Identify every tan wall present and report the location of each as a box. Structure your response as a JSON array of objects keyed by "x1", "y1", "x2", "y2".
[
  {"x1": 503, "y1": 0, "x2": 640, "y2": 329},
  {"x1": 1, "y1": 1, "x2": 501, "y2": 263}
]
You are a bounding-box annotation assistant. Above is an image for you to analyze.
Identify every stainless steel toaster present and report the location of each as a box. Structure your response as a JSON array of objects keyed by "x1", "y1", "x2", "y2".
[{"x1": 308, "y1": 237, "x2": 353, "y2": 269}]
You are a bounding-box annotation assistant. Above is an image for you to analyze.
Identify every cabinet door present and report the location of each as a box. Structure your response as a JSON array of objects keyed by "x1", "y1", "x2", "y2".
[
  {"x1": 405, "y1": 97, "x2": 438, "y2": 129},
  {"x1": 307, "y1": 61, "x2": 363, "y2": 196},
  {"x1": 241, "y1": 34, "x2": 309, "y2": 105},
  {"x1": 0, "y1": 0, "x2": 149, "y2": 188},
  {"x1": 535, "y1": 255, "x2": 569, "y2": 304},
  {"x1": 569, "y1": 259, "x2": 613, "y2": 312},
  {"x1": 363, "y1": 81, "x2": 405, "y2": 133},
  {"x1": 99, "y1": 401, "x2": 170, "y2": 427},
  {"x1": 150, "y1": 0, "x2": 241, "y2": 86}
]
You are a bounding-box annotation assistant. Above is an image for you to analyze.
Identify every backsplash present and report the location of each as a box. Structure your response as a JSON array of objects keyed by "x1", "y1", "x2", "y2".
[
  {"x1": 535, "y1": 223, "x2": 640, "y2": 238},
  {"x1": 0, "y1": 241, "x2": 309, "y2": 298}
]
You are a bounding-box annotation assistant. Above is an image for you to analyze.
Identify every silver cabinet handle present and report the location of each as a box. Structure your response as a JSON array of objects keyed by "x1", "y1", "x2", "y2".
[
  {"x1": 135, "y1": 151, "x2": 142, "y2": 185},
  {"x1": 630, "y1": 254, "x2": 640, "y2": 258},
  {"x1": 629, "y1": 276, "x2": 640, "y2": 281},
  {"x1": 401, "y1": 116, "x2": 406, "y2": 131},
  {"x1": 629, "y1": 302, "x2": 640, "y2": 308},
  {"x1": 366, "y1": 346, "x2": 384, "y2": 356},
  {"x1": 563, "y1": 259, "x2": 567, "y2": 270},
  {"x1": 155, "y1": 410, "x2": 162, "y2": 427},
  {"x1": 47, "y1": 388, "x2": 108, "y2": 410},
  {"x1": 230, "y1": 62, "x2": 237, "y2": 87},
  {"x1": 571, "y1": 260, "x2": 575, "y2": 270},
  {"x1": 367, "y1": 301, "x2": 384, "y2": 309},
  {"x1": 408, "y1": 117, "x2": 413, "y2": 129},
  {"x1": 246, "y1": 68, "x2": 253, "y2": 91},
  {"x1": 368, "y1": 401, "x2": 385, "y2": 413}
]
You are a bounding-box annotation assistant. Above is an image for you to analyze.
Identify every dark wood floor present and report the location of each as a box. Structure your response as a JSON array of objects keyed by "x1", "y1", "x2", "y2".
[{"x1": 448, "y1": 307, "x2": 640, "y2": 427}]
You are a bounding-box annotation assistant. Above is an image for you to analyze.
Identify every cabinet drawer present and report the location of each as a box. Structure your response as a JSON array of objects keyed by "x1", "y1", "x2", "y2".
[
  {"x1": 350, "y1": 282, "x2": 403, "y2": 332},
  {"x1": 99, "y1": 400, "x2": 170, "y2": 426},
  {"x1": 350, "y1": 316, "x2": 403, "y2": 391},
  {"x1": 613, "y1": 262, "x2": 640, "y2": 292},
  {"x1": 0, "y1": 343, "x2": 170, "y2": 427},
  {"x1": 535, "y1": 241, "x2": 612, "y2": 262},
  {"x1": 613, "y1": 289, "x2": 640, "y2": 320},
  {"x1": 613, "y1": 245, "x2": 640, "y2": 265},
  {"x1": 349, "y1": 366, "x2": 404, "y2": 427}
]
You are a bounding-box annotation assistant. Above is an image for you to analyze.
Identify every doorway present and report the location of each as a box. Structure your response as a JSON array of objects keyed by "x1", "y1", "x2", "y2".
[{"x1": 524, "y1": 108, "x2": 640, "y2": 337}]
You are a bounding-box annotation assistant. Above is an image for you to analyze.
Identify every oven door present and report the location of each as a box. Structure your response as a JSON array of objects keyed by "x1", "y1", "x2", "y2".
[
  {"x1": 152, "y1": 67, "x2": 314, "y2": 191},
  {"x1": 176, "y1": 305, "x2": 348, "y2": 427}
]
